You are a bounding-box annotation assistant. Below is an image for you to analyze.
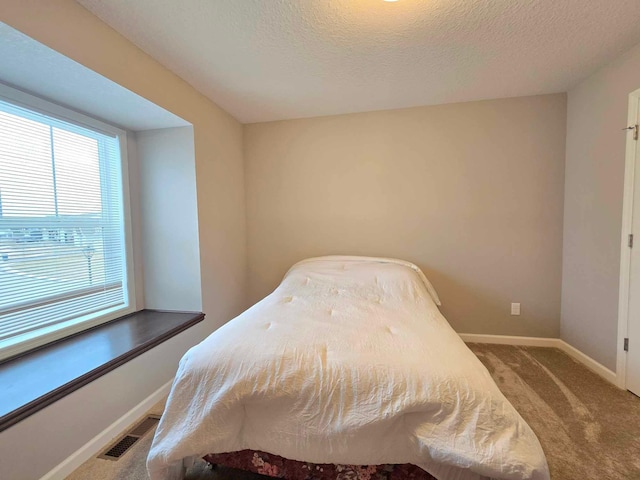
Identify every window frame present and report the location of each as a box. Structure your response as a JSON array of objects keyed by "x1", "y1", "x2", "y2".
[{"x1": 0, "y1": 82, "x2": 137, "y2": 361}]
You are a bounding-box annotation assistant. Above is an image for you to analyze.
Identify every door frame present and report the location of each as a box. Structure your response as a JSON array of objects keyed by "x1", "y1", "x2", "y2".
[{"x1": 616, "y1": 87, "x2": 640, "y2": 389}]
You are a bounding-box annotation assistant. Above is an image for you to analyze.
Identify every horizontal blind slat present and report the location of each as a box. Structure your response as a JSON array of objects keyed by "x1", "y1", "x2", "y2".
[{"x1": 0, "y1": 95, "x2": 128, "y2": 345}]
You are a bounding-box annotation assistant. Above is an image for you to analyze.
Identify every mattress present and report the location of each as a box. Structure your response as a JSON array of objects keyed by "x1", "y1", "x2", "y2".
[{"x1": 147, "y1": 256, "x2": 549, "y2": 480}]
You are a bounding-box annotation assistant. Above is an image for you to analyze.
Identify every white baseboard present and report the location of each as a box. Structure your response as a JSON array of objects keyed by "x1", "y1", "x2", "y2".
[
  {"x1": 460, "y1": 333, "x2": 619, "y2": 386},
  {"x1": 555, "y1": 339, "x2": 618, "y2": 386},
  {"x1": 41, "y1": 380, "x2": 172, "y2": 480},
  {"x1": 459, "y1": 333, "x2": 558, "y2": 348}
]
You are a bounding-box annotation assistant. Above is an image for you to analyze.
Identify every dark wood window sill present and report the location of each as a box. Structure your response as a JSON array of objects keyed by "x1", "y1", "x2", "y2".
[{"x1": 0, "y1": 309, "x2": 204, "y2": 433}]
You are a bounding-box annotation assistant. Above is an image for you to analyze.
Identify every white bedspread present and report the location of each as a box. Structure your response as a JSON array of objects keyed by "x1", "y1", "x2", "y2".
[{"x1": 147, "y1": 256, "x2": 549, "y2": 480}]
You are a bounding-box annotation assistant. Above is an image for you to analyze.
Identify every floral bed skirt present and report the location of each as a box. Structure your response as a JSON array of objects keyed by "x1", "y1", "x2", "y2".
[{"x1": 203, "y1": 450, "x2": 436, "y2": 480}]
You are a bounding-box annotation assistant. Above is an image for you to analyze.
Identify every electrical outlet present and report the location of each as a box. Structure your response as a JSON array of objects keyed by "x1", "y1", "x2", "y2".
[{"x1": 511, "y1": 303, "x2": 521, "y2": 315}]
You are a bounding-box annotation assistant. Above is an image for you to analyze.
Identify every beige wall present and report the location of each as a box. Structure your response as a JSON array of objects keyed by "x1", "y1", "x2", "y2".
[
  {"x1": 135, "y1": 127, "x2": 203, "y2": 311},
  {"x1": 562, "y1": 42, "x2": 640, "y2": 371},
  {"x1": 0, "y1": 1, "x2": 246, "y2": 478},
  {"x1": 245, "y1": 94, "x2": 567, "y2": 337}
]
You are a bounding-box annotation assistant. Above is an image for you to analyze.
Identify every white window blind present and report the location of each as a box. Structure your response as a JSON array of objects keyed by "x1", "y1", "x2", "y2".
[{"x1": 0, "y1": 96, "x2": 130, "y2": 353}]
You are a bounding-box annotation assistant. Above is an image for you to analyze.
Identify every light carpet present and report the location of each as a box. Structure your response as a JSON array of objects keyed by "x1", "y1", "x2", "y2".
[{"x1": 65, "y1": 345, "x2": 640, "y2": 480}]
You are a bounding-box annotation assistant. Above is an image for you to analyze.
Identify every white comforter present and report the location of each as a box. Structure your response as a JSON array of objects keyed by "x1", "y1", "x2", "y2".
[{"x1": 147, "y1": 256, "x2": 549, "y2": 480}]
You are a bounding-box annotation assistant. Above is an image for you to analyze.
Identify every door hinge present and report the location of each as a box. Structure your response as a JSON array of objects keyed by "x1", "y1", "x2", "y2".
[
  {"x1": 630, "y1": 234, "x2": 634, "y2": 248},
  {"x1": 624, "y1": 338, "x2": 629, "y2": 352},
  {"x1": 625, "y1": 124, "x2": 639, "y2": 140}
]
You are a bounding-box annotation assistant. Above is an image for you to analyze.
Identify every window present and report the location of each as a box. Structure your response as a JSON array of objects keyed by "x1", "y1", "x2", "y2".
[{"x1": 0, "y1": 85, "x2": 134, "y2": 359}]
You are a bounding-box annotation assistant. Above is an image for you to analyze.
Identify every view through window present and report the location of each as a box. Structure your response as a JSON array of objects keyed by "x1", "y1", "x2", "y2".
[{"x1": 0, "y1": 97, "x2": 129, "y2": 352}]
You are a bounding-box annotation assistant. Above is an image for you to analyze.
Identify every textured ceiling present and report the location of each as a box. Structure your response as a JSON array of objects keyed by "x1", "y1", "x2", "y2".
[{"x1": 77, "y1": 0, "x2": 640, "y2": 123}]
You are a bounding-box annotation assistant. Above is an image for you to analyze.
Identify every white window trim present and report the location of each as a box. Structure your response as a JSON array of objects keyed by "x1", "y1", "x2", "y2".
[{"x1": 0, "y1": 82, "x2": 137, "y2": 361}]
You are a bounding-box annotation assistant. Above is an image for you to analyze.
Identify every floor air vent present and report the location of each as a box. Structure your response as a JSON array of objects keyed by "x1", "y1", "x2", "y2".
[{"x1": 98, "y1": 415, "x2": 161, "y2": 461}]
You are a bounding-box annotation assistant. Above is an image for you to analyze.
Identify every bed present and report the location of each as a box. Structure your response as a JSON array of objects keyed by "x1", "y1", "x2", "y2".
[{"x1": 147, "y1": 256, "x2": 549, "y2": 480}]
